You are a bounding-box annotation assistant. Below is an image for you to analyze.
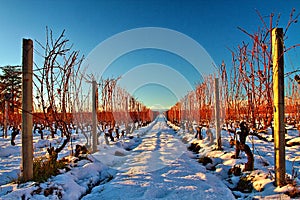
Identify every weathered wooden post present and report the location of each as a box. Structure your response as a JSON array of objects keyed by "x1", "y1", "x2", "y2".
[
  {"x1": 22, "y1": 39, "x2": 33, "y2": 181},
  {"x1": 215, "y1": 77, "x2": 222, "y2": 149},
  {"x1": 272, "y1": 28, "x2": 286, "y2": 186},
  {"x1": 92, "y1": 80, "x2": 97, "y2": 153}
]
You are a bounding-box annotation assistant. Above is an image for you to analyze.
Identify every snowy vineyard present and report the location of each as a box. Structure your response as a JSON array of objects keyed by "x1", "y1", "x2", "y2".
[
  {"x1": 0, "y1": 115, "x2": 299, "y2": 199},
  {"x1": 0, "y1": 8, "x2": 300, "y2": 200}
]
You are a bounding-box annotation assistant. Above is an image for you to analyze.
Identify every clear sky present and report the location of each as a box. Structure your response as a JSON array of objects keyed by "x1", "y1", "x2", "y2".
[{"x1": 0, "y1": 0, "x2": 299, "y2": 109}]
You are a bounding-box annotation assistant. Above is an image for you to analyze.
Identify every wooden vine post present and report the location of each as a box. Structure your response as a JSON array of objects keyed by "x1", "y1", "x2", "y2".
[
  {"x1": 92, "y1": 80, "x2": 97, "y2": 153},
  {"x1": 22, "y1": 39, "x2": 34, "y2": 181},
  {"x1": 272, "y1": 28, "x2": 286, "y2": 186},
  {"x1": 215, "y1": 77, "x2": 222, "y2": 149}
]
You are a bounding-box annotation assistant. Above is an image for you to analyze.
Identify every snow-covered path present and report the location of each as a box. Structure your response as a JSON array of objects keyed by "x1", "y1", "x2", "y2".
[{"x1": 82, "y1": 116, "x2": 235, "y2": 200}]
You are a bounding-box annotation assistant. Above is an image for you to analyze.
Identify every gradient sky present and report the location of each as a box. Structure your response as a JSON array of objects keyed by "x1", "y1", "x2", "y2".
[{"x1": 0, "y1": 0, "x2": 299, "y2": 109}]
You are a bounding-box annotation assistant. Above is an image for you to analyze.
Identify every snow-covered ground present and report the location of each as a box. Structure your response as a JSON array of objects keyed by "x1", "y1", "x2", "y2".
[
  {"x1": 0, "y1": 114, "x2": 299, "y2": 199},
  {"x1": 82, "y1": 116, "x2": 234, "y2": 200},
  {"x1": 169, "y1": 121, "x2": 300, "y2": 199}
]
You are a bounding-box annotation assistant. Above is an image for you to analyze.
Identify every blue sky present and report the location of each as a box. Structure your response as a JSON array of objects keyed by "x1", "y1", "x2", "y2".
[{"x1": 0, "y1": 0, "x2": 299, "y2": 109}]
